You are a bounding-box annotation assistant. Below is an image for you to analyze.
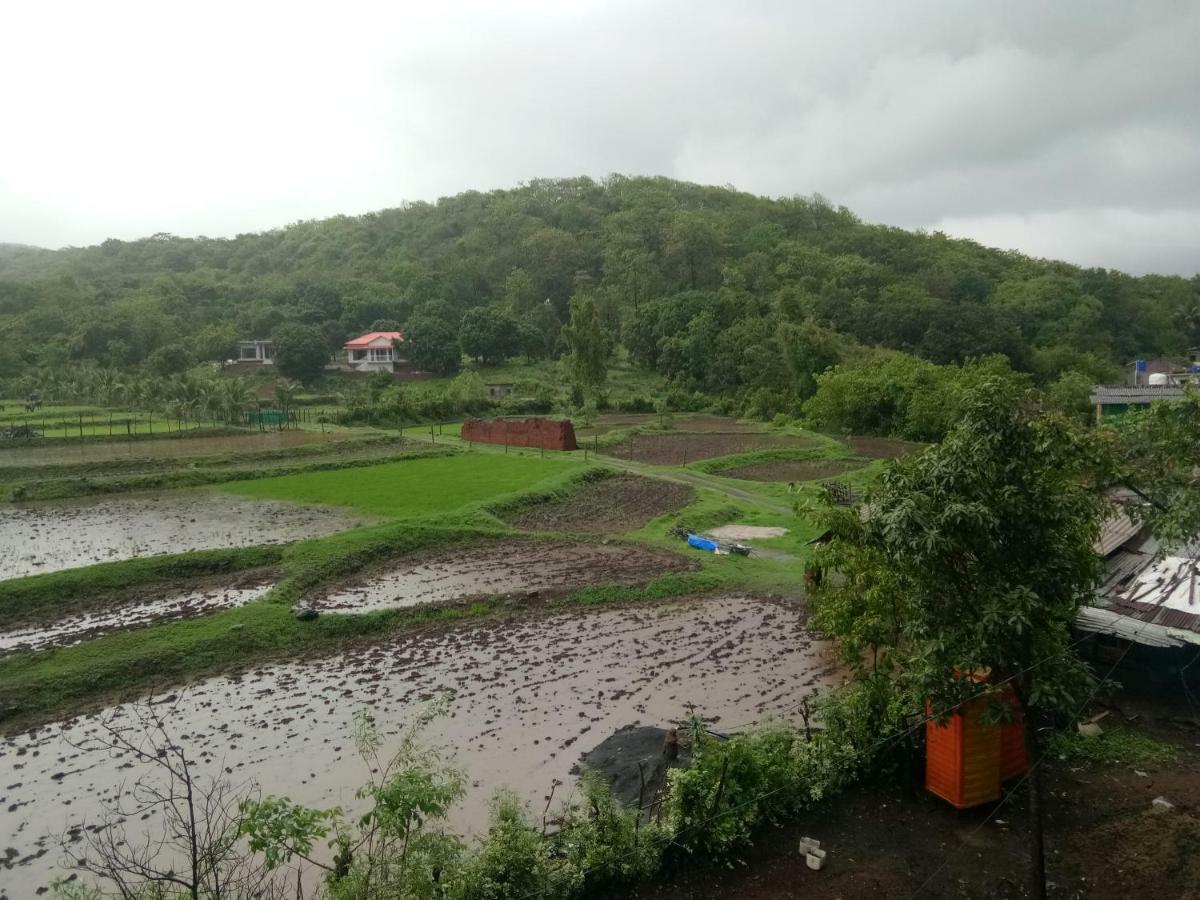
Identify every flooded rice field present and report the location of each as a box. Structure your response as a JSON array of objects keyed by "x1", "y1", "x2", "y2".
[
  {"x1": 0, "y1": 430, "x2": 359, "y2": 468},
  {"x1": 0, "y1": 595, "x2": 839, "y2": 896},
  {"x1": 0, "y1": 493, "x2": 370, "y2": 579},
  {"x1": 0, "y1": 577, "x2": 276, "y2": 655},
  {"x1": 308, "y1": 540, "x2": 694, "y2": 612}
]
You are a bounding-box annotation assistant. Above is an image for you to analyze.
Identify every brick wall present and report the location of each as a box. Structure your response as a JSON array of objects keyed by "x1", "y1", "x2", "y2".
[{"x1": 461, "y1": 417, "x2": 578, "y2": 451}]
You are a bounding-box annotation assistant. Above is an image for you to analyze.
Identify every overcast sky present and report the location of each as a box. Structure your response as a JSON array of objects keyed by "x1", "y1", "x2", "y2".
[{"x1": 3, "y1": 0, "x2": 1198, "y2": 275}]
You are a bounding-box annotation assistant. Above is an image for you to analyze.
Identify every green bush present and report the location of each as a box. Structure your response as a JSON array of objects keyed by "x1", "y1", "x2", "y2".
[
  {"x1": 460, "y1": 791, "x2": 581, "y2": 900},
  {"x1": 664, "y1": 719, "x2": 856, "y2": 861},
  {"x1": 556, "y1": 774, "x2": 667, "y2": 893}
]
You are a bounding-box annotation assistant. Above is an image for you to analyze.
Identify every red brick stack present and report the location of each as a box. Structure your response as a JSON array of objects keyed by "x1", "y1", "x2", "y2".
[{"x1": 461, "y1": 417, "x2": 578, "y2": 451}]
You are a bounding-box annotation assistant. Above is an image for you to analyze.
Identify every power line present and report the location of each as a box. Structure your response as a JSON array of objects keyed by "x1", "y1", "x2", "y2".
[
  {"x1": 906, "y1": 610, "x2": 1165, "y2": 898},
  {"x1": 513, "y1": 615, "x2": 1134, "y2": 900}
]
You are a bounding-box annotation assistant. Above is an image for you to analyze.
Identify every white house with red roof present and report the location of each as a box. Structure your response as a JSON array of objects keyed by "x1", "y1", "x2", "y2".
[{"x1": 343, "y1": 331, "x2": 404, "y2": 372}]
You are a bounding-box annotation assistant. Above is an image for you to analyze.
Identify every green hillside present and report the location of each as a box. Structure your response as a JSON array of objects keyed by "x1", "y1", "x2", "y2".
[{"x1": 1, "y1": 175, "x2": 1196, "y2": 417}]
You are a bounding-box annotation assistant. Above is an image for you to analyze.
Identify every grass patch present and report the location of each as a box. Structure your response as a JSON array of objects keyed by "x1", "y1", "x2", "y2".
[
  {"x1": 562, "y1": 570, "x2": 724, "y2": 607},
  {"x1": 218, "y1": 452, "x2": 585, "y2": 518},
  {"x1": 5, "y1": 444, "x2": 452, "y2": 502},
  {"x1": 0, "y1": 546, "x2": 284, "y2": 621},
  {"x1": 691, "y1": 444, "x2": 851, "y2": 475},
  {"x1": 0, "y1": 597, "x2": 493, "y2": 728},
  {"x1": 1044, "y1": 729, "x2": 1181, "y2": 767}
]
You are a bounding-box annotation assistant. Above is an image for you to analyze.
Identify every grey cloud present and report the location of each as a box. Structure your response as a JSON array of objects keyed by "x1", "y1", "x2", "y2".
[{"x1": 2, "y1": 0, "x2": 1197, "y2": 275}]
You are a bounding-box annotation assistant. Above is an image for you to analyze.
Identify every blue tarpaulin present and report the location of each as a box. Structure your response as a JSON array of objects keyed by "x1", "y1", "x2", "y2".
[{"x1": 687, "y1": 534, "x2": 719, "y2": 552}]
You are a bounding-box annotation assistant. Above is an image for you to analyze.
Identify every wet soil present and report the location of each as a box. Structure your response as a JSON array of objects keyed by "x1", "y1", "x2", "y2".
[
  {"x1": 0, "y1": 493, "x2": 370, "y2": 579},
  {"x1": 0, "y1": 430, "x2": 359, "y2": 468},
  {"x1": 306, "y1": 539, "x2": 695, "y2": 612},
  {"x1": 0, "y1": 595, "x2": 840, "y2": 896},
  {"x1": 506, "y1": 474, "x2": 693, "y2": 533},
  {"x1": 842, "y1": 436, "x2": 923, "y2": 460},
  {"x1": 0, "y1": 572, "x2": 278, "y2": 655},
  {"x1": 632, "y1": 695, "x2": 1200, "y2": 900},
  {"x1": 722, "y1": 458, "x2": 869, "y2": 483},
  {"x1": 707, "y1": 525, "x2": 789, "y2": 541},
  {"x1": 605, "y1": 433, "x2": 816, "y2": 466},
  {"x1": 575, "y1": 414, "x2": 768, "y2": 438}
]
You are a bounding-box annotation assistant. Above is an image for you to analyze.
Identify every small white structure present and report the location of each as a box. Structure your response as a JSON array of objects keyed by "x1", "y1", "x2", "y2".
[
  {"x1": 343, "y1": 331, "x2": 404, "y2": 373},
  {"x1": 237, "y1": 340, "x2": 274, "y2": 365}
]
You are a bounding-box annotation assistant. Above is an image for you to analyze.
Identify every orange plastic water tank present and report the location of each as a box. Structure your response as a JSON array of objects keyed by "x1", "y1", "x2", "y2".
[{"x1": 925, "y1": 696, "x2": 1002, "y2": 809}]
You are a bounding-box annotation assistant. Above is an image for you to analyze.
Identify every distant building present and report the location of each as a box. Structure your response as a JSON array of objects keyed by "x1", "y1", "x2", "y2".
[
  {"x1": 343, "y1": 331, "x2": 405, "y2": 372},
  {"x1": 486, "y1": 382, "x2": 515, "y2": 398},
  {"x1": 1090, "y1": 350, "x2": 1199, "y2": 420},
  {"x1": 237, "y1": 339, "x2": 274, "y2": 365}
]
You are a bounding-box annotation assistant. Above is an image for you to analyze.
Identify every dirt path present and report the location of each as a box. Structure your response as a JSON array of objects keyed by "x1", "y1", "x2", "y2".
[{"x1": 603, "y1": 458, "x2": 792, "y2": 514}]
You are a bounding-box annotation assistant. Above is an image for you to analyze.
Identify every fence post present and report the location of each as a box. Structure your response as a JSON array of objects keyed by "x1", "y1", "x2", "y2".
[
  {"x1": 78, "y1": 413, "x2": 83, "y2": 438},
  {"x1": 430, "y1": 424, "x2": 435, "y2": 443}
]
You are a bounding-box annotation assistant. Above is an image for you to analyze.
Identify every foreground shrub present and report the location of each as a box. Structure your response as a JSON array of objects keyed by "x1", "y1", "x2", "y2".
[
  {"x1": 664, "y1": 719, "x2": 856, "y2": 861},
  {"x1": 460, "y1": 791, "x2": 581, "y2": 900},
  {"x1": 556, "y1": 773, "x2": 667, "y2": 892}
]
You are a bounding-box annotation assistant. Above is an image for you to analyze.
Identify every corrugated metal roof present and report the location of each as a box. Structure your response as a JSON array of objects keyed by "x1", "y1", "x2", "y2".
[
  {"x1": 1075, "y1": 607, "x2": 1193, "y2": 648},
  {"x1": 1090, "y1": 385, "x2": 1186, "y2": 404},
  {"x1": 1087, "y1": 527, "x2": 1200, "y2": 644},
  {"x1": 1096, "y1": 511, "x2": 1143, "y2": 556}
]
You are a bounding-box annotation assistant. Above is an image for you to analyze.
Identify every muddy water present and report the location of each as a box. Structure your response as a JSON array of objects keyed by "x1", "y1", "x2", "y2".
[
  {"x1": 311, "y1": 541, "x2": 691, "y2": 612},
  {"x1": 0, "y1": 430, "x2": 359, "y2": 468},
  {"x1": 0, "y1": 494, "x2": 369, "y2": 579},
  {"x1": 0, "y1": 595, "x2": 839, "y2": 896},
  {"x1": 0, "y1": 582, "x2": 276, "y2": 654}
]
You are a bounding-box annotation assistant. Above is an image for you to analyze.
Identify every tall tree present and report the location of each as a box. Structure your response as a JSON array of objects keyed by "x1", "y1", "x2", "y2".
[
  {"x1": 405, "y1": 313, "x2": 461, "y2": 375},
  {"x1": 812, "y1": 380, "x2": 1108, "y2": 899},
  {"x1": 271, "y1": 323, "x2": 329, "y2": 385},
  {"x1": 561, "y1": 295, "x2": 611, "y2": 392}
]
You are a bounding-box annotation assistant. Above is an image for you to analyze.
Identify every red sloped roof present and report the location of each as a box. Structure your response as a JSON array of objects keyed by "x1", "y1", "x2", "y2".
[{"x1": 343, "y1": 331, "x2": 404, "y2": 349}]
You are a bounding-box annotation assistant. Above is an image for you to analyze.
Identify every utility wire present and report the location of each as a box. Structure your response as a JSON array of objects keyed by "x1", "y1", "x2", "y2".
[
  {"x1": 906, "y1": 609, "x2": 1167, "y2": 898},
  {"x1": 514, "y1": 613, "x2": 1137, "y2": 900}
]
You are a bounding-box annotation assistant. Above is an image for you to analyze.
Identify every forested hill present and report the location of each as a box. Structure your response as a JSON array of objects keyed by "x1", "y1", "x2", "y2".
[{"x1": 1, "y1": 175, "x2": 1197, "y2": 398}]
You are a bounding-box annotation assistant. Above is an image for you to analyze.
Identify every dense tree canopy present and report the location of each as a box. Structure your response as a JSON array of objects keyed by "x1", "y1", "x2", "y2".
[{"x1": 1, "y1": 176, "x2": 1196, "y2": 411}]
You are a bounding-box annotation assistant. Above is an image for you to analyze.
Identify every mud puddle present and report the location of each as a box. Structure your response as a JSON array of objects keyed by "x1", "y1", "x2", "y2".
[
  {"x1": 0, "y1": 579, "x2": 276, "y2": 655},
  {"x1": 308, "y1": 540, "x2": 693, "y2": 612},
  {"x1": 0, "y1": 595, "x2": 841, "y2": 896},
  {"x1": 0, "y1": 494, "x2": 370, "y2": 580}
]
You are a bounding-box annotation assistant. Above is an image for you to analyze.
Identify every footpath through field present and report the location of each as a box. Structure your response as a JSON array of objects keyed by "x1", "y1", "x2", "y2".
[
  {"x1": 401, "y1": 428, "x2": 793, "y2": 515},
  {"x1": 601, "y1": 456, "x2": 792, "y2": 514}
]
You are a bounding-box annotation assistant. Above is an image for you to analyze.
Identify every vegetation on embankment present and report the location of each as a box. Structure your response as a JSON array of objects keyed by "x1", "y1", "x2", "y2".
[
  {"x1": 0, "y1": 433, "x2": 401, "y2": 482},
  {"x1": 0, "y1": 519, "x2": 499, "y2": 729},
  {"x1": 3, "y1": 443, "x2": 454, "y2": 501},
  {"x1": 0, "y1": 545, "x2": 285, "y2": 622}
]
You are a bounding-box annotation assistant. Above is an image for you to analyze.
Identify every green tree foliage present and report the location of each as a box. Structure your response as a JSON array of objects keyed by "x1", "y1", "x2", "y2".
[
  {"x1": 561, "y1": 295, "x2": 610, "y2": 391},
  {"x1": 0, "y1": 177, "x2": 1194, "y2": 413},
  {"x1": 405, "y1": 309, "x2": 461, "y2": 375},
  {"x1": 271, "y1": 323, "x2": 330, "y2": 385},
  {"x1": 458, "y1": 306, "x2": 519, "y2": 365},
  {"x1": 1110, "y1": 391, "x2": 1200, "y2": 547},
  {"x1": 804, "y1": 351, "x2": 1030, "y2": 441},
  {"x1": 812, "y1": 380, "x2": 1107, "y2": 717}
]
